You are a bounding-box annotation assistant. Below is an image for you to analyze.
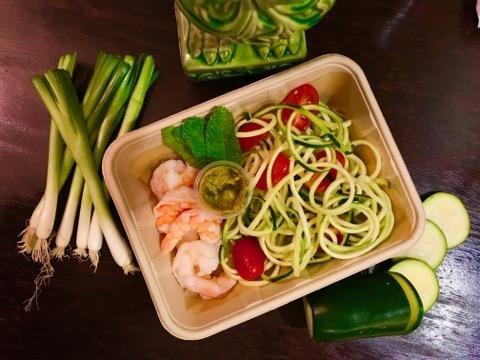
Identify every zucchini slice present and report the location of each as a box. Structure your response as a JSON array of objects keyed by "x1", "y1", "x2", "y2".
[
  {"x1": 303, "y1": 272, "x2": 423, "y2": 341},
  {"x1": 392, "y1": 220, "x2": 447, "y2": 269},
  {"x1": 389, "y1": 259, "x2": 439, "y2": 312},
  {"x1": 423, "y1": 192, "x2": 470, "y2": 249}
]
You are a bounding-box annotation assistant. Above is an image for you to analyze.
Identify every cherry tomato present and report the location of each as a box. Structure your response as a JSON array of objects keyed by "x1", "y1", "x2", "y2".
[
  {"x1": 281, "y1": 84, "x2": 320, "y2": 131},
  {"x1": 238, "y1": 122, "x2": 269, "y2": 152},
  {"x1": 334, "y1": 231, "x2": 345, "y2": 245},
  {"x1": 325, "y1": 227, "x2": 344, "y2": 245},
  {"x1": 307, "y1": 150, "x2": 346, "y2": 193},
  {"x1": 256, "y1": 152, "x2": 290, "y2": 191},
  {"x1": 232, "y1": 236, "x2": 265, "y2": 280},
  {"x1": 316, "y1": 149, "x2": 346, "y2": 181},
  {"x1": 316, "y1": 228, "x2": 344, "y2": 258}
]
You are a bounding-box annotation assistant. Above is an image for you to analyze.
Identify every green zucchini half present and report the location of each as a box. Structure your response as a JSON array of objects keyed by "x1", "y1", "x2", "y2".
[{"x1": 303, "y1": 272, "x2": 424, "y2": 342}]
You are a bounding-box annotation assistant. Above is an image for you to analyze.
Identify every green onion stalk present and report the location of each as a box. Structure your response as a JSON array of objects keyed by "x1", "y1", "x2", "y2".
[
  {"x1": 32, "y1": 69, "x2": 137, "y2": 274},
  {"x1": 21, "y1": 53, "x2": 77, "y2": 312},
  {"x1": 19, "y1": 52, "x2": 119, "y2": 262},
  {"x1": 87, "y1": 55, "x2": 157, "y2": 270},
  {"x1": 18, "y1": 53, "x2": 77, "y2": 265},
  {"x1": 73, "y1": 55, "x2": 136, "y2": 259},
  {"x1": 51, "y1": 57, "x2": 130, "y2": 259}
]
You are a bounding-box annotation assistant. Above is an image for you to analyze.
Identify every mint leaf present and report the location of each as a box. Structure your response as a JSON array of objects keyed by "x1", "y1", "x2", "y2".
[
  {"x1": 179, "y1": 116, "x2": 207, "y2": 166},
  {"x1": 205, "y1": 106, "x2": 243, "y2": 164},
  {"x1": 162, "y1": 106, "x2": 243, "y2": 168},
  {"x1": 161, "y1": 125, "x2": 203, "y2": 168}
]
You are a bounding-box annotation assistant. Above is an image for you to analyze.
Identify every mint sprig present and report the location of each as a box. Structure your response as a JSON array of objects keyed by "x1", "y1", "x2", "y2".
[{"x1": 161, "y1": 106, "x2": 243, "y2": 168}]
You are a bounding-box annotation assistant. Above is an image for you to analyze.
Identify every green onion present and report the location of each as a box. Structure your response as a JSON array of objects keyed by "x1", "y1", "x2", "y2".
[
  {"x1": 57, "y1": 54, "x2": 123, "y2": 186},
  {"x1": 53, "y1": 59, "x2": 130, "y2": 259},
  {"x1": 75, "y1": 55, "x2": 136, "y2": 261},
  {"x1": 18, "y1": 53, "x2": 76, "y2": 263},
  {"x1": 87, "y1": 54, "x2": 157, "y2": 269},
  {"x1": 21, "y1": 54, "x2": 77, "y2": 312},
  {"x1": 32, "y1": 69, "x2": 136, "y2": 273},
  {"x1": 22, "y1": 52, "x2": 156, "y2": 310}
]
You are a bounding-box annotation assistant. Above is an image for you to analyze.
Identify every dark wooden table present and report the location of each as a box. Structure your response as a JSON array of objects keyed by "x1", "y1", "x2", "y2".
[{"x1": 1, "y1": 1, "x2": 479, "y2": 359}]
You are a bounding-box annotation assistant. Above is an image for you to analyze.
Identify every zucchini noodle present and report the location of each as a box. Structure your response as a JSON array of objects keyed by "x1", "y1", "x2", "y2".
[{"x1": 221, "y1": 101, "x2": 394, "y2": 285}]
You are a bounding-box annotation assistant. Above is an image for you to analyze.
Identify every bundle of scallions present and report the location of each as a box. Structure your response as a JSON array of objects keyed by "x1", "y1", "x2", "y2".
[{"x1": 18, "y1": 52, "x2": 158, "y2": 309}]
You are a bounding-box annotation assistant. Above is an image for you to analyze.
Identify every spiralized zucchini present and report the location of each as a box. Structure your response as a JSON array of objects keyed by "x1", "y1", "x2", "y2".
[{"x1": 221, "y1": 102, "x2": 394, "y2": 285}]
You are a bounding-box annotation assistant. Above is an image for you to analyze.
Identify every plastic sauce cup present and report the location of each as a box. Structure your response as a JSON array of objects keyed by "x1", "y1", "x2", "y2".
[{"x1": 194, "y1": 160, "x2": 252, "y2": 218}]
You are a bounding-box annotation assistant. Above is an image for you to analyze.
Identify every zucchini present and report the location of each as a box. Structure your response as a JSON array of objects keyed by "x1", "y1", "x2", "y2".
[
  {"x1": 392, "y1": 220, "x2": 447, "y2": 269},
  {"x1": 375, "y1": 177, "x2": 390, "y2": 188},
  {"x1": 423, "y1": 192, "x2": 470, "y2": 249},
  {"x1": 262, "y1": 269, "x2": 293, "y2": 283},
  {"x1": 389, "y1": 259, "x2": 439, "y2": 312},
  {"x1": 293, "y1": 134, "x2": 332, "y2": 148},
  {"x1": 303, "y1": 272, "x2": 423, "y2": 341},
  {"x1": 324, "y1": 133, "x2": 341, "y2": 148}
]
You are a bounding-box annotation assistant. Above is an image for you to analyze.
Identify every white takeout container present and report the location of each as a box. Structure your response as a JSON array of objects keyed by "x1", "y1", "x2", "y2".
[{"x1": 103, "y1": 54, "x2": 425, "y2": 340}]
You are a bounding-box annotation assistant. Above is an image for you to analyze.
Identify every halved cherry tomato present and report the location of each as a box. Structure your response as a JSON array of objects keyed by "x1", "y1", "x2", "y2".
[
  {"x1": 316, "y1": 228, "x2": 344, "y2": 258},
  {"x1": 238, "y1": 122, "x2": 269, "y2": 152},
  {"x1": 317, "y1": 149, "x2": 346, "y2": 182},
  {"x1": 256, "y1": 152, "x2": 290, "y2": 191},
  {"x1": 232, "y1": 236, "x2": 265, "y2": 280},
  {"x1": 306, "y1": 150, "x2": 346, "y2": 193},
  {"x1": 281, "y1": 84, "x2": 319, "y2": 131},
  {"x1": 334, "y1": 230, "x2": 344, "y2": 245},
  {"x1": 325, "y1": 227, "x2": 344, "y2": 245}
]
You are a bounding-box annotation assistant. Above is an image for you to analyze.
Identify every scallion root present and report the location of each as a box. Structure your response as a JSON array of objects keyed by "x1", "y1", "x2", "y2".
[
  {"x1": 73, "y1": 247, "x2": 88, "y2": 260},
  {"x1": 23, "y1": 261, "x2": 54, "y2": 312},
  {"x1": 51, "y1": 245, "x2": 69, "y2": 260},
  {"x1": 17, "y1": 225, "x2": 38, "y2": 255},
  {"x1": 88, "y1": 250, "x2": 100, "y2": 273},
  {"x1": 31, "y1": 237, "x2": 52, "y2": 265},
  {"x1": 18, "y1": 200, "x2": 44, "y2": 255},
  {"x1": 122, "y1": 263, "x2": 139, "y2": 275}
]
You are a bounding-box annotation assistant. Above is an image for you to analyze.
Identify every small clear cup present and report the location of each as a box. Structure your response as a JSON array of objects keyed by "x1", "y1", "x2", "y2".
[{"x1": 194, "y1": 160, "x2": 252, "y2": 218}]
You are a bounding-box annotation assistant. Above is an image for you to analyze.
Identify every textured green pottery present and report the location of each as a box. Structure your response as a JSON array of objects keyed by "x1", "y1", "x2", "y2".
[{"x1": 174, "y1": 0, "x2": 336, "y2": 81}]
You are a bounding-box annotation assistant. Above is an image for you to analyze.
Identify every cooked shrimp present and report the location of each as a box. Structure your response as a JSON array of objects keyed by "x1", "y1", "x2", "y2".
[
  {"x1": 150, "y1": 159, "x2": 198, "y2": 200},
  {"x1": 154, "y1": 186, "x2": 198, "y2": 233},
  {"x1": 183, "y1": 209, "x2": 222, "y2": 243},
  {"x1": 172, "y1": 240, "x2": 236, "y2": 299},
  {"x1": 160, "y1": 208, "x2": 222, "y2": 253},
  {"x1": 196, "y1": 273, "x2": 238, "y2": 299}
]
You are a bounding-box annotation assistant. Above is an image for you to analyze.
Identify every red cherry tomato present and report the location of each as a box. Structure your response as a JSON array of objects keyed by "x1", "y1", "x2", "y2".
[
  {"x1": 232, "y1": 236, "x2": 265, "y2": 280},
  {"x1": 334, "y1": 231, "x2": 344, "y2": 245},
  {"x1": 256, "y1": 152, "x2": 290, "y2": 191},
  {"x1": 315, "y1": 150, "x2": 346, "y2": 180},
  {"x1": 281, "y1": 84, "x2": 320, "y2": 131},
  {"x1": 238, "y1": 122, "x2": 269, "y2": 152},
  {"x1": 307, "y1": 150, "x2": 346, "y2": 194},
  {"x1": 316, "y1": 228, "x2": 344, "y2": 258},
  {"x1": 325, "y1": 227, "x2": 344, "y2": 245}
]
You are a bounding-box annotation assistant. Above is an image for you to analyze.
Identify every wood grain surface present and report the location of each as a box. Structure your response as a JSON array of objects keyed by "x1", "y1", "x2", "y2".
[{"x1": 1, "y1": 1, "x2": 479, "y2": 359}]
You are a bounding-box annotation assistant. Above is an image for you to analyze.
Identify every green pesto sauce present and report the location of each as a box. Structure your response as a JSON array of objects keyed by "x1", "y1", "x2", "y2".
[{"x1": 199, "y1": 165, "x2": 248, "y2": 213}]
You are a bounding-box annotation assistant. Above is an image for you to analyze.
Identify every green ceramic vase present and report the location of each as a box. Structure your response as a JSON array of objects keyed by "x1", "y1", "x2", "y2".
[{"x1": 174, "y1": 0, "x2": 336, "y2": 81}]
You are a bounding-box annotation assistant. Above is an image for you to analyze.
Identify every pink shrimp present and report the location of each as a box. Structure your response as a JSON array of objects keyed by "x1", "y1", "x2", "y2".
[
  {"x1": 477, "y1": 0, "x2": 480, "y2": 28},
  {"x1": 160, "y1": 208, "x2": 222, "y2": 253},
  {"x1": 153, "y1": 186, "x2": 198, "y2": 233},
  {"x1": 172, "y1": 240, "x2": 236, "y2": 299},
  {"x1": 194, "y1": 274, "x2": 238, "y2": 299},
  {"x1": 150, "y1": 159, "x2": 198, "y2": 200}
]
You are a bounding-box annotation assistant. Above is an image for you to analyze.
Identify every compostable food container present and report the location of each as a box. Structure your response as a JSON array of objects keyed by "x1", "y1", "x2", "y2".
[{"x1": 103, "y1": 54, "x2": 425, "y2": 340}]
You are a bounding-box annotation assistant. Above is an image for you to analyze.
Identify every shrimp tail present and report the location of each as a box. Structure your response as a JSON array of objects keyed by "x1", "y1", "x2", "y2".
[
  {"x1": 198, "y1": 275, "x2": 237, "y2": 299},
  {"x1": 160, "y1": 232, "x2": 181, "y2": 253}
]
